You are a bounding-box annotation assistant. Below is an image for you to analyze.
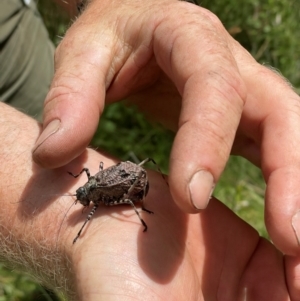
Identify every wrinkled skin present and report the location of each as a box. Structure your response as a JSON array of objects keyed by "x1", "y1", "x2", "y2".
[
  {"x1": 0, "y1": 103, "x2": 290, "y2": 301},
  {"x1": 31, "y1": 0, "x2": 300, "y2": 298}
]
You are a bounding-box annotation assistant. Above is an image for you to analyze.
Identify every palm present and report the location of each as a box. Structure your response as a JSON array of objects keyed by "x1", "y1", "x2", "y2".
[{"x1": 68, "y1": 165, "x2": 289, "y2": 301}]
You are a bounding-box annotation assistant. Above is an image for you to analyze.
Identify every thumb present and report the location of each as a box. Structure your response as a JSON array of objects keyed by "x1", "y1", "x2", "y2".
[{"x1": 32, "y1": 17, "x2": 114, "y2": 168}]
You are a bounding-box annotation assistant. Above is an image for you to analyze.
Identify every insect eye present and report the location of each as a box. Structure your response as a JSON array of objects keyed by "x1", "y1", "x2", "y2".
[{"x1": 75, "y1": 187, "x2": 87, "y2": 202}]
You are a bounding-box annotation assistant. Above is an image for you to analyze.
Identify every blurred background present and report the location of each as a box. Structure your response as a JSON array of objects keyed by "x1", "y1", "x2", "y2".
[{"x1": 1, "y1": 0, "x2": 299, "y2": 299}]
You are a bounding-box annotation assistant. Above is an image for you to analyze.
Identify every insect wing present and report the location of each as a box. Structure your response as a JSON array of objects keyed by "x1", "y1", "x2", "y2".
[{"x1": 94, "y1": 162, "x2": 146, "y2": 201}]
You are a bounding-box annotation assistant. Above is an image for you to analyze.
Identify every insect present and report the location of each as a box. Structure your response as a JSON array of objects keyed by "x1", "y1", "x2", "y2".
[{"x1": 68, "y1": 158, "x2": 163, "y2": 244}]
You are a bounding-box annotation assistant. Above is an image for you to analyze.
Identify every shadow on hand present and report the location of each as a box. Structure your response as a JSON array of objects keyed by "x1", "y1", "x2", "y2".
[
  {"x1": 137, "y1": 170, "x2": 188, "y2": 284},
  {"x1": 19, "y1": 154, "x2": 188, "y2": 286}
]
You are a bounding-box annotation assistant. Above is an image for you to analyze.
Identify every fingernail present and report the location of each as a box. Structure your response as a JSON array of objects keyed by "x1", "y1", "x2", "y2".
[
  {"x1": 33, "y1": 119, "x2": 61, "y2": 152},
  {"x1": 242, "y1": 287, "x2": 248, "y2": 301},
  {"x1": 291, "y1": 210, "x2": 300, "y2": 246},
  {"x1": 189, "y1": 170, "x2": 215, "y2": 209}
]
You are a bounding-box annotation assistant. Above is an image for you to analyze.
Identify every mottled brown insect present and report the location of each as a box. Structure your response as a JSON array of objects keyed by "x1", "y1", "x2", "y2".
[{"x1": 69, "y1": 158, "x2": 160, "y2": 244}]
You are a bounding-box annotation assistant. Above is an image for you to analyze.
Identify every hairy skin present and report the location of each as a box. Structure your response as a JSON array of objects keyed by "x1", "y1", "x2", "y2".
[
  {"x1": 0, "y1": 104, "x2": 77, "y2": 297},
  {"x1": 0, "y1": 0, "x2": 298, "y2": 300},
  {"x1": 32, "y1": 4, "x2": 300, "y2": 291},
  {"x1": 0, "y1": 102, "x2": 291, "y2": 300}
]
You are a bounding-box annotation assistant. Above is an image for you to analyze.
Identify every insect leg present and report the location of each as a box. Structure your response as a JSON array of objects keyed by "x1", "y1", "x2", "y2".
[
  {"x1": 141, "y1": 202, "x2": 153, "y2": 214},
  {"x1": 142, "y1": 206, "x2": 154, "y2": 214},
  {"x1": 124, "y1": 199, "x2": 148, "y2": 232},
  {"x1": 123, "y1": 171, "x2": 143, "y2": 198},
  {"x1": 99, "y1": 162, "x2": 104, "y2": 171},
  {"x1": 138, "y1": 158, "x2": 168, "y2": 187},
  {"x1": 73, "y1": 204, "x2": 99, "y2": 244},
  {"x1": 120, "y1": 170, "x2": 153, "y2": 219},
  {"x1": 68, "y1": 168, "x2": 91, "y2": 180},
  {"x1": 121, "y1": 170, "x2": 153, "y2": 213},
  {"x1": 140, "y1": 171, "x2": 154, "y2": 214}
]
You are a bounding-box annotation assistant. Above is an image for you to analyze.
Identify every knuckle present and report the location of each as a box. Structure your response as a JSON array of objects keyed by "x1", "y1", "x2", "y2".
[
  {"x1": 44, "y1": 73, "x2": 82, "y2": 108},
  {"x1": 199, "y1": 112, "x2": 235, "y2": 157},
  {"x1": 199, "y1": 7, "x2": 224, "y2": 29},
  {"x1": 212, "y1": 68, "x2": 247, "y2": 108}
]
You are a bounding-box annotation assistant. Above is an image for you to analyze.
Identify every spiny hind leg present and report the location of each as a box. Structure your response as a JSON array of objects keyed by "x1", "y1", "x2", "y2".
[{"x1": 123, "y1": 199, "x2": 148, "y2": 232}]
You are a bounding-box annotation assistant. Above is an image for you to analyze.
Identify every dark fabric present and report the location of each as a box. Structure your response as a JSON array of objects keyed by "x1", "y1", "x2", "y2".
[{"x1": 0, "y1": 0, "x2": 54, "y2": 120}]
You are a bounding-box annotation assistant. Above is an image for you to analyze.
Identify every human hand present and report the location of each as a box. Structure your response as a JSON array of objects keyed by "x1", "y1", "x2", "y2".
[
  {"x1": 67, "y1": 160, "x2": 289, "y2": 301},
  {"x1": 50, "y1": 151, "x2": 289, "y2": 301},
  {"x1": 0, "y1": 103, "x2": 290, "y2": 300},
  {"x1": 32, "y1": 0, "x2": 300, "y2": 294}
]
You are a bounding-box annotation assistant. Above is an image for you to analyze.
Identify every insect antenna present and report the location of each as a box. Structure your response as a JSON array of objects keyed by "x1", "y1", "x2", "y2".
[
  {"x1": 10, "y1": 194, "x2": 77, "y2": 204},
  {"x1": 55, "y1": 199, "x2": 78, "y2": 250}
]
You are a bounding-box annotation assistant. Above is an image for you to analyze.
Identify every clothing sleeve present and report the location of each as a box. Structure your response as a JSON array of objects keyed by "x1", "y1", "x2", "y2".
[{"x1": 0, "y1": 0, "x2": 54, "y2": 121}]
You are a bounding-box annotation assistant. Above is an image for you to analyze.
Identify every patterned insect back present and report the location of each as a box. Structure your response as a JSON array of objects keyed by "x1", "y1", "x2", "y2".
[{"x1": 68, "y1": 158, "x2": 165, "y2": 244}]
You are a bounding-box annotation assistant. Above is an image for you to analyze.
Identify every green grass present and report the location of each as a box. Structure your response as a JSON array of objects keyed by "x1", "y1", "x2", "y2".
[
  {"x1": 0, "y1": 0, "x2": 298, "y2": 299},
  {"x1": 0, "y1": 264, "x2": 60, "y2": 301},
  {"x1": 215, "y1": 156, "x2": 267, "y2": 238}
]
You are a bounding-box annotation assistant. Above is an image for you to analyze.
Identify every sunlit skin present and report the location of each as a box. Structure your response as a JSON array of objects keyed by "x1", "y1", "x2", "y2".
[
  {"x1": 27, "y1": 0, "x2": 300, "y2": 299},
  {"x1": 0, "y1": 103, "x2": 291, "y2": 300}
]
